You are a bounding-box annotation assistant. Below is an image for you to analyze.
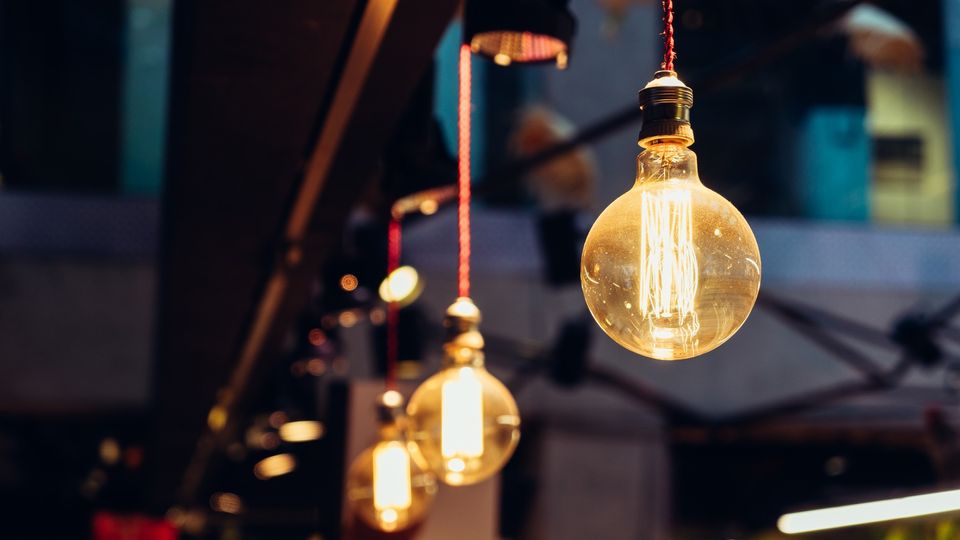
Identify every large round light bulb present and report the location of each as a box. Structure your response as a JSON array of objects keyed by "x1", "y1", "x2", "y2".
[
  {"x1": 581, "y1": 142, "x2": 761, "y2": 360},
  {"x1": 406, "y1": 298, "x2": 520, "y2": 485},
  {"x1": 345, "y1": 394, "x2": 437, "y2": 532}
]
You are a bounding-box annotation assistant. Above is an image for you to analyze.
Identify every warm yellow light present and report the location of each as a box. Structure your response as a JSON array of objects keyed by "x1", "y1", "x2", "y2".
[
  {"x1": 210, "y1": 492, "x2": 243, "y2": 514},
  {"x1": 407, "y1": 363, "x2": 520, "y2": 486},
  {"x1": 419, "y1": 199, "x2": 438, "y2": 215},
  {"x1": 99, "y1": 438, "x2": 121, "y2": 465},
  {"x1": 207, "y1": 405, "x2": 228, "y2": 432},
  {"x1": 278, "y1": 420, "x2": 324, "y2": 443},
  {"x1": 346, "y1": 438, "x2": 436, "y2": 532},
  {"x1": 378, "y1": 265, "x2": 423, "y2": 306},
  {"x1": 382, "y1": 389, "x2": 403, "y2": 408},
  {"x1": 581, "y1": 142, "x2": 760, "y2": 360},
  {"x1": 373, "y1": 441, "x2": 412, "y2": 529},
  {"x1": 253, "y1": 453, "x2": 296, "y2": 480},
  {"x1": 441, "y1": 367, "x2": 484, "y2": 461},
  {"x1": 778, "y1": 488, "x2": 960, "y2": 534},
  {"x1": 338, "y1": 310, "x2": 359, "y2": 328},
  {"x1": 493, "y1": 53, "x2": 512, "y2": 66}
]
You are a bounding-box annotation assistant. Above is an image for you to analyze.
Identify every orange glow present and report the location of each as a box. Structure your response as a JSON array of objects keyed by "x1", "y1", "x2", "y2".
[
  {"x1": 339, "y1": 310, "x2": 359, "y2": 328},
  {"x1": 471, "y1": 31, "x2": 567, "y2": 64},
  {"x1": 210, "y1": 492, "x2": 243, "y2": 514},
  {"x1": 308, "y1": 328, "x2": 327, "y2": 346},
  {"x1": 339, "y1": 274, "x2": 359, "y2": 291}
]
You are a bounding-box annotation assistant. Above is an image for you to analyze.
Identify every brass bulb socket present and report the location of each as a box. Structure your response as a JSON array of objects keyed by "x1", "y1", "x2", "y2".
[
  {"x1": 638, "y1": 70, "x2": 695, "y2": 148},
  {"x1": 441, "y1": 297, "x2": 486, "y2": 368}
]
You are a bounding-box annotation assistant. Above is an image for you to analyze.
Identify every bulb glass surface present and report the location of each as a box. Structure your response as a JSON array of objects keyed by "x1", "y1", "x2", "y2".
[
  {"x1": 581, "y1": 143, "x2": 760, "y2": 360},
  {"x1": 407, "y1": 363, "x2": 519, "y2": 485},
  {"x1": 347, "y1": 438, "x2": 435, "y2": 532}
]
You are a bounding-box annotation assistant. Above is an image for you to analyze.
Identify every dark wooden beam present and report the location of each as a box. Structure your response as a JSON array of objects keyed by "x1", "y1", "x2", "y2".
[
  {"x1": 152, "y1": 0, "x2": 459, "y2": 510},
  {"x1": 150, "y1": 0, "x2": 360, "y2": 509}
]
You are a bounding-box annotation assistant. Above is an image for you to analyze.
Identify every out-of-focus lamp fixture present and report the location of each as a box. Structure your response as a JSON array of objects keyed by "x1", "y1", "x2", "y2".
[
  {"x1": 346, "y1": 391, "x2": 437, "y2": 532},
  {"x1": 465, "y1": 0, "x2": 576, "y2": 68},
  {"x1": 580, "y1": 0, "x2": 760, "y2": 360}
]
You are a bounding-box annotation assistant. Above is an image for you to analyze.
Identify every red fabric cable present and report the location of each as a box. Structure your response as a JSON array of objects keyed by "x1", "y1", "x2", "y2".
[
  {"x1": 661, "y1": 0, "x2": 676, "y2": 71},
  {"x1": 457, "y1": 45, "x2": 472, "y2": 299},
  {"x1": 386, "y1": 217, "x2": 401, "y2": 389}
]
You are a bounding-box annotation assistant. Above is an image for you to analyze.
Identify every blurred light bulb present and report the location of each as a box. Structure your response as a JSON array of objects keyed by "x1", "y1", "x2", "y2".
[
  {"x1": 278, "y1": 420, "x2": 324, "y2": 443},
  {"x1": 253, "y1": 453, "x2": 296, "y2": 480},
  {"x1": 407, "y1": 298, "x2": 520, "y2": 485},
  {"x1": 581, "y1": 72, "x2": 760, "y2": 360},
  {"x1": 346, "y1": 394, "x2": 436, "y2": 532},
  {"x1": 379, "y1": 266, "x2": 423, "y2": 307}
]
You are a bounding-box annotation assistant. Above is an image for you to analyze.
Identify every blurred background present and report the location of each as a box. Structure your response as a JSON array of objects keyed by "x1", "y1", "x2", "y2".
[{"x1": 2, "y1": 0, "x2": 960, "y2": 538}]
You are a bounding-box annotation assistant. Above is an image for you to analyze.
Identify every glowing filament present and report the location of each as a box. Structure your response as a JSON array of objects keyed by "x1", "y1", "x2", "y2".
[
  {"x1": 441, "y1": 367, "x2": 484, "y2": 464},
  {"x1": 373, "y1": 441, "x2": 412, "y2": 526},
  {"x1": 638, "y1": 189, "x2": 699, "y2": 335}
]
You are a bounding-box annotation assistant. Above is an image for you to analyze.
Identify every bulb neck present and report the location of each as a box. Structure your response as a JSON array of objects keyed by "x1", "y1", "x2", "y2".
[{"x1": 634, "y1": 143, "x2": 701, "y2": 187}]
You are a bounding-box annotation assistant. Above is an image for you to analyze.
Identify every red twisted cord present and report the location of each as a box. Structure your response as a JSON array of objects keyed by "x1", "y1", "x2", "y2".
[
  {"x1": 386, "y1": 217, "x2": 401, "y2": 389},
  {"x1": 457, "y1": 45, "x2": 472, "y2": 299},
  {"x1": 661, "y1": 0, "x2": 676, "y2": 71}
]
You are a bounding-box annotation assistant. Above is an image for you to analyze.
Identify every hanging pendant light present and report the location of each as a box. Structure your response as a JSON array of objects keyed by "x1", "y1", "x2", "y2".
[
  {"x1": 465, "y1": 0, "x2": 576, "y2": 68},
  {"x1": 406, "y1": 46, "x2": 521, "y2": 485},
  {"x1": 345, "y1": 391, "x2": 437, "y2": 532},
  {"x1": 406, "y1": 298, "x2": 520, "y2": 485},
  {"x1": 580, "y1": 1, "x2": 761, "y2": 361}
]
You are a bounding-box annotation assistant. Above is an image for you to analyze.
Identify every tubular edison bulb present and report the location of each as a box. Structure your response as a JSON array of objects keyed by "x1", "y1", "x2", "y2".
[
  {"x1": 346, "y1": 392, "x2": 436, "y2": 532},
  {"x1": 581, "y1": 71, "x2": 760, "y2": 360},
  {"x1": 407, "y1": 298, "x2": 520, "y2": 485}
]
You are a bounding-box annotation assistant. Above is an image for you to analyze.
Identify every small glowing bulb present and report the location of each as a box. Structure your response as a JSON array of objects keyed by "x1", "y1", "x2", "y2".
[
  {"x1": 346, "y1": 431, "x2": 436, "y2": 532},
  {"x1": 378, "y1": 266, "x2": 423, "y2": 306},
  {"x1": 406, "y1": 298, "x2": 520, "y2": 486},
  {"x1": 408, "y1": 363, "x2": 518, "y2": 485},
  {"x1": 493, "y1": 53, "x2": 512, "y2": 66},
  {"x1": 581, "y1": 73, "x2": 760, "y2": 361}
]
